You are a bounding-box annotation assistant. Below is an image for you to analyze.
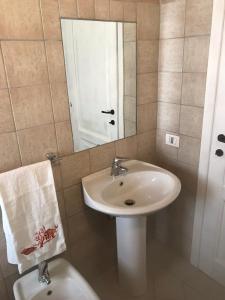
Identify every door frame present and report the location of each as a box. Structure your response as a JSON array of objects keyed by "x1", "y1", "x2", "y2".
[{"x1": 191, "y1": 0, "x2": 225, "y2": 266}]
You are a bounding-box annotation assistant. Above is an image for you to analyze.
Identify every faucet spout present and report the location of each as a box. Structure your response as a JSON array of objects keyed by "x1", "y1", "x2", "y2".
[
  {"x1": 38, "y1": 261, "x2": 51, "y2": 285},
  {"x1": 111, "y1": 157, "x2": 129, "y2": 177}
]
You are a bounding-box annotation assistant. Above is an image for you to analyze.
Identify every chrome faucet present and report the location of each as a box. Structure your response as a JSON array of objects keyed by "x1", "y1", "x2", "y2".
[
  {"x1": 38, "y1": 261, "x2": 51, "y2": 285},
  {"x1": 111, "y1": 157, "x2": 129, "y2": 176}
]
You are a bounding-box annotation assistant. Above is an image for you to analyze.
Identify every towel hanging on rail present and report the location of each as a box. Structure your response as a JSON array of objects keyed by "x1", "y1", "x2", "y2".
[{"x1": 0, "y1": 160, "x2": 66, "y2": 274}]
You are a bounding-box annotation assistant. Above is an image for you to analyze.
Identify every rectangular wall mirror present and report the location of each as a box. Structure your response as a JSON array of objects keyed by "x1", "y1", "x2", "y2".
[{"x1": 61, "y1": 19, "x2": 137, "y2": 152}]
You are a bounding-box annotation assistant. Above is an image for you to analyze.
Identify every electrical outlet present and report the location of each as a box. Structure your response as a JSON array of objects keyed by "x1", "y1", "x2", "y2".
[{"x1": 166, "y1": 133, "x2": 180, "y2": 148}]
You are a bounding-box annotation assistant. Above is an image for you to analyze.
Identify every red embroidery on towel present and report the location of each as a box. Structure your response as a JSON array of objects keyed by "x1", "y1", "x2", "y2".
[
  {"x1": 21, "y1": 246, "x2": 37, "y2": 255},
  {"x1": 20, "y1": 225, "x2": 58, "y2": 256}
]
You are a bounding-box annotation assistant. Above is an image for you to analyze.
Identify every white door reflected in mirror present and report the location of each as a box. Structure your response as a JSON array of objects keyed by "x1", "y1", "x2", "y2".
[{"x1": 61, "y1": 19, "x2": 137, "y2": 152}]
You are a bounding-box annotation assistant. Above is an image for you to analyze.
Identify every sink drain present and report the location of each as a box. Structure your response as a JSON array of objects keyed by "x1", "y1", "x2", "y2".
[
  {"x1": 124, "y1": 199, "x2": 135, "y2": 206},
  {"x1": 47, "y1": 290, "x2": 53, "y2": 296}
]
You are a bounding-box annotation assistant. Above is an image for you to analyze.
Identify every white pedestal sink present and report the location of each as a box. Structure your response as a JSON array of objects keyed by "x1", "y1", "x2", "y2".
[{"x1": 82, "y1": 160, "x2": 181, "y2": 296}]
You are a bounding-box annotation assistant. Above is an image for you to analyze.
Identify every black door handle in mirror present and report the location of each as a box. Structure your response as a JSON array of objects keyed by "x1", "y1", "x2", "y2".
[
  {"x1": 218, "y1": 134, "x2": 225, "y2": 143},
  {"x1": 101, "y1": 109, "x2": 115, "y2": 115},
  {"x1": 109, "y1": 120, "x2": 115, "y2": 125},
  {"x1": 215, "y1": 149, "x2": 224, "y2": 157}
]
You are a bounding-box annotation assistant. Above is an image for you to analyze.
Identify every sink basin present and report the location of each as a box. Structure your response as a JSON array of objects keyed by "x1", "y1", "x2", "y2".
[
  {"x1": 13, "y1": 258, "x2": 100, "y2": 300},
  {"x1": 82, "y1": 160, "x2": 181, "y2": 216}
]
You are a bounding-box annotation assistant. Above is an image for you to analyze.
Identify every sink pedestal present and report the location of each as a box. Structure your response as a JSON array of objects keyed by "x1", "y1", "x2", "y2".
[{"x1": 116, "y1": 216, "x2": 147, "y2": 296}]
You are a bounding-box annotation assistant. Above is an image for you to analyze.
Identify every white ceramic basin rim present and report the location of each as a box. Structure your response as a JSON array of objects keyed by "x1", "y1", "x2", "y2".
[
  {"x1": 82, "y1": 160, "x2": 181, "y2": 216},
  {"x1": 13, "y1": 258, "x2": 100, "y2": 300}
]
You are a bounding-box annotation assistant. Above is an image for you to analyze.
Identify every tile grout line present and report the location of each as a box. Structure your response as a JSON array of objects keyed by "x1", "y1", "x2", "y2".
[{"x1": 177, "y1": 0, "x2": 188, "y2": 162}]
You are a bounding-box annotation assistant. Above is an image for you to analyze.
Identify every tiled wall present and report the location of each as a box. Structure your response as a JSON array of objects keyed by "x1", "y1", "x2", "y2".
[
  {"x1": 155, "y1": 0, "x2": 213, "y2": 258},
  {"x1": 0, "y1": 1, "x2": 159, "y2": 299}
]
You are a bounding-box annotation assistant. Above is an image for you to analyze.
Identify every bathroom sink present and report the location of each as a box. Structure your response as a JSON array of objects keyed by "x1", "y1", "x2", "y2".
[
  {"x1": 82, "y1": 160, "x2": 181, "y2": 296},
  {"x1": 13, "y1": 258, "x2": 100, "y2": 300},
  {"x1": 82, "y1": 160, "x2": 181, "y2": 216}
]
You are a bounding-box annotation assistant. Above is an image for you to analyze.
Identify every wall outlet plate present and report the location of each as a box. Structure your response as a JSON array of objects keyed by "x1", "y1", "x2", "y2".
[{"x1": 165, "y1": 133, "x2": 180, "y2": 148}]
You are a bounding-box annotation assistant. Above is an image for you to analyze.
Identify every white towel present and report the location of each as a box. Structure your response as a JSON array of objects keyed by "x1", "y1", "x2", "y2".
[{"x1": 0, "y1": 160, "x2": 66, "y2": 274}]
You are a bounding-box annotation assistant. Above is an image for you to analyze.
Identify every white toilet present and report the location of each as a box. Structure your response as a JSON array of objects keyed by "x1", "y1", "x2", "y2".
[{"x1": 13, "y1": 258, "x2": 100, "y2": 300}]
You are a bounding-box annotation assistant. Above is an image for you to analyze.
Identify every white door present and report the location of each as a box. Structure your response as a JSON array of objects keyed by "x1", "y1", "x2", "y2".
[
  {"x1": 61, "y1": 20, "x2": 124, "y2": 151},
  {"x1": 198, "y1": 1, "x2": 225, "y2": 286}
]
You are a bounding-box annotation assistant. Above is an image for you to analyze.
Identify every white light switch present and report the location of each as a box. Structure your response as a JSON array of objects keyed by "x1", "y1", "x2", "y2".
[{"x1": 165, "y1": 133, "x2": 180, "y2": 148}]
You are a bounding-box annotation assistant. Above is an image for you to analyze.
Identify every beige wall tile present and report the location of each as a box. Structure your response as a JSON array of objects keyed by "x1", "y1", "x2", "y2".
[
  {"x1": 137, "y1": 130, "x2": 156, "y2": 162},
  {"x1": 70, "y1": 231, "x2": 115, "y2": 280},
  {"x1": 185, "y1": 0, "x2": 213, "y2": 36},
  {"x1": 137, "y1": 2, "x2": 159, "y2": 40},
  {"x1": 17, "y1": 124, "x2": 57, "y2": 165},
  {"x1": 0, "y1": 0, "x2": 43, "y2": 40},
  {"x1": 0, "y1": 132, "x2": 21, "y2": 173},
  {"x1": 56, "y1": 191, "x2": 66, "y2": 220},
  {"x1": 11, "y1": 85, "x2": 53, "y2": 130},
  {"x1": 55, "y1": 121, "x2": 74, "y2": 156},
  {"x1": 64, "y1": 183, "x2": 84, "y2": 217},
  {"x1": 137, "y1": 40, "x2": 159, "y2": 74},
  {"x1": 67, "y1": 209, "x2": 102, "y2": 246},
  {"x1": 169, "y1": 232, "x2": 193, "y2": 260},
  {"x1": 137, "y1": 102, "x2": 157, "y2": 133},
  {"x1": 137, "y1": 73, "x2": 158, "y2": 104},
  {"x1": 77, "y1": 0, "x2": 95, "y2": 19},
  {"x1": 178, "y1": 135, "x2": 201, "y2": 167},
  {"x1": 115, "y1": 135, "x2": 138, "y2": 159},
  {"x1": 90, "y1": 142, "x2": 115, "y2": 172},
  {"x1": 159, "y1": 38, "x2": 184, "y2": 72},
  {"x1": 182, "y1": 73, "x2": 207, "y2": 107},
  {"x1": 0, "y1": 89, "x2": 15, "y2": 134},
  {"x1": 60, "y1": 151, "x2": 90, "y2": 187},
  {"x1": 157, "y1": 102, "x2": 180, "y2": 132},
  {"x1": 1, "y1": 41, "x2": 48, "y2": 88},
  {"x1": 183, "y1": 36, "x2": 210, "y2": 72},
  {"x1": 0, "y1": 50, "x2": 7, "y2": 89},
  {"x1": 110, "y1": 1, "x2": 123, "y2": 21},
  {"x1": 180, "y1": 105, "x2": 203, "y2": 138},
  {"x1": 160, "y1": 0, "x2": 185, "y2": 39},
  {"x1": 0, "y1": 278, "x2": 8, "y2": 300},
  {"x1": 175, "y1": 161, "x2": 199, "y2": 192},
  {"x1": 0, "y1": 239, "x2": 18, "y2": 278},
  {"x1": 58, "y1": 0, "x2": 78, "y2": 17},
  {"x1": 158, "y1": 72, "x2": 182, "y2": 104},
  {"x1": 156, "y1": 129, "x2": 178, "y2": 161},
  {"x1": 174, "y1": 188, "x2": 196, "y2": 222},
  {"x1": 95, "y1": 0, "x2": 110, "y2": 20},
  {"x1": 51, "y1": 82, "x2": 70, "y2": 122},
  {"x1": 45, "y1": 41, "x2": 66, "y2": 83},
  {"x1": 40, "y1": 0, "x2": 61, "y2": 40},
  {"x1": 52, "y1": 164, "x2": 62, "y2": 191},
  {"x1": 123, "y1": 2, "x2": 136, "y2": 22}
]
